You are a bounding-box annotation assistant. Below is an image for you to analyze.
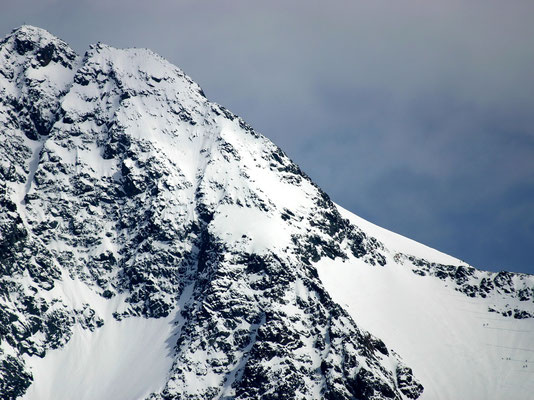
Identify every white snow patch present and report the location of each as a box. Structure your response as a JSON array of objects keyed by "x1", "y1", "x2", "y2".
[
  {"x1": 210, "y1": 204, "x2": 291, "y2": 253},
  {"x1": 23, "y1": 275, "x2": 179, "y2": 400}
]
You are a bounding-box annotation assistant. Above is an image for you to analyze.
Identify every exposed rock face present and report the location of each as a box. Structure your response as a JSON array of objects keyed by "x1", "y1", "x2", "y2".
[
  {"x1": 0, "y1": 26, "x2": 421, "y2": 399},
  {"x1": 399, "y1": 254, "x2": 534, "y2": 319}
]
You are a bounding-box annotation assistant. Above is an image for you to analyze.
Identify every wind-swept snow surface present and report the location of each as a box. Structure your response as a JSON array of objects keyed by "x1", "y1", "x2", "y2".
[{"x1": 23, "y1": 314, "x2": 178, "y2": 400}]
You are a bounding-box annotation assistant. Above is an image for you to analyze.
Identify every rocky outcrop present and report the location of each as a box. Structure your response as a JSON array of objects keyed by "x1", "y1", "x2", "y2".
[{"x1": 397, "y1": 254, "x2": 534, "y2": 319}]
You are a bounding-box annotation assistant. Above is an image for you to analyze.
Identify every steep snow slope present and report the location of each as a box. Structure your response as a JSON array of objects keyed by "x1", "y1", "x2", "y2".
[
  {"x1": 317, "y1": 205, "x2": 534, "y2": 400},
  {"x1": 22, "y1": 274, "x2": 180, "y2": 400}
]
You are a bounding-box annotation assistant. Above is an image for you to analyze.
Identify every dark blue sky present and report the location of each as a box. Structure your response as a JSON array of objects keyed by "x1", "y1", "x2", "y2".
[{"x1": 2, "y1": 0, "x2": 533, "y2": 274}]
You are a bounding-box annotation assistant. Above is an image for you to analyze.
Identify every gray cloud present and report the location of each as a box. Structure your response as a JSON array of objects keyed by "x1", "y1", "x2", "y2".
[{"x1": 2, "y1": 0, "x2": 533, "y2": 273}]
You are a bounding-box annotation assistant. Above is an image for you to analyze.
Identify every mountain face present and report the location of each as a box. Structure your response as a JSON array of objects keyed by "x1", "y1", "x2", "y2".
[{"x1": 0, "y1": 26, "x2": 532, "y2": 400}]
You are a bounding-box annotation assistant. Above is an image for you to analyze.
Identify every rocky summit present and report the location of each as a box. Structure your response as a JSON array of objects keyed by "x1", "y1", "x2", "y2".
[{"x1": 0, "y1": 26, "x2": 532, "y2": 400}]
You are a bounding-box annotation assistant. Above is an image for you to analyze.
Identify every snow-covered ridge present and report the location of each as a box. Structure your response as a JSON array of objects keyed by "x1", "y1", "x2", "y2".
[
  {"x1": 335, "y1": 204, "x2": 463, "y2": 266},
  {"x1": 337, "y1": 203, "x2": 534, "y2": 317},
  {"x1": 317, "y1": 207, "x2": 534, "y2": 400},
  {"x1": 0, "y1": 25, "x2": 532, "y2": 400}
]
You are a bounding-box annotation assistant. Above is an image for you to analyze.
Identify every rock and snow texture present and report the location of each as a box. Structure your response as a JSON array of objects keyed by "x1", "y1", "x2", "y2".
[
  {"x1": 0, "y1": 26, "x2": 419, "y2": 400},
  {"x1": 0, "y1": 25, "x2": 531, "y2": 400}
]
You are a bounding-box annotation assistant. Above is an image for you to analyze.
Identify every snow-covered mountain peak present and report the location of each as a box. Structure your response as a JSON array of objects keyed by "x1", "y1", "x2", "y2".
[
  {"x1": 1, "y1": 26, "x2": 422, "y2": 400},
  {"x1": 0, "y1": 24, "x2": 77, "y2": 147},
  {"x1": 3, "y1": 25, "x2": 69, "y2": 55},
  {"x1": 0, "y1": 24, "x2": 78, "y2": 86},
  {"x1": 1, "y1": 26, "x2": 532, "y2": 400}
]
